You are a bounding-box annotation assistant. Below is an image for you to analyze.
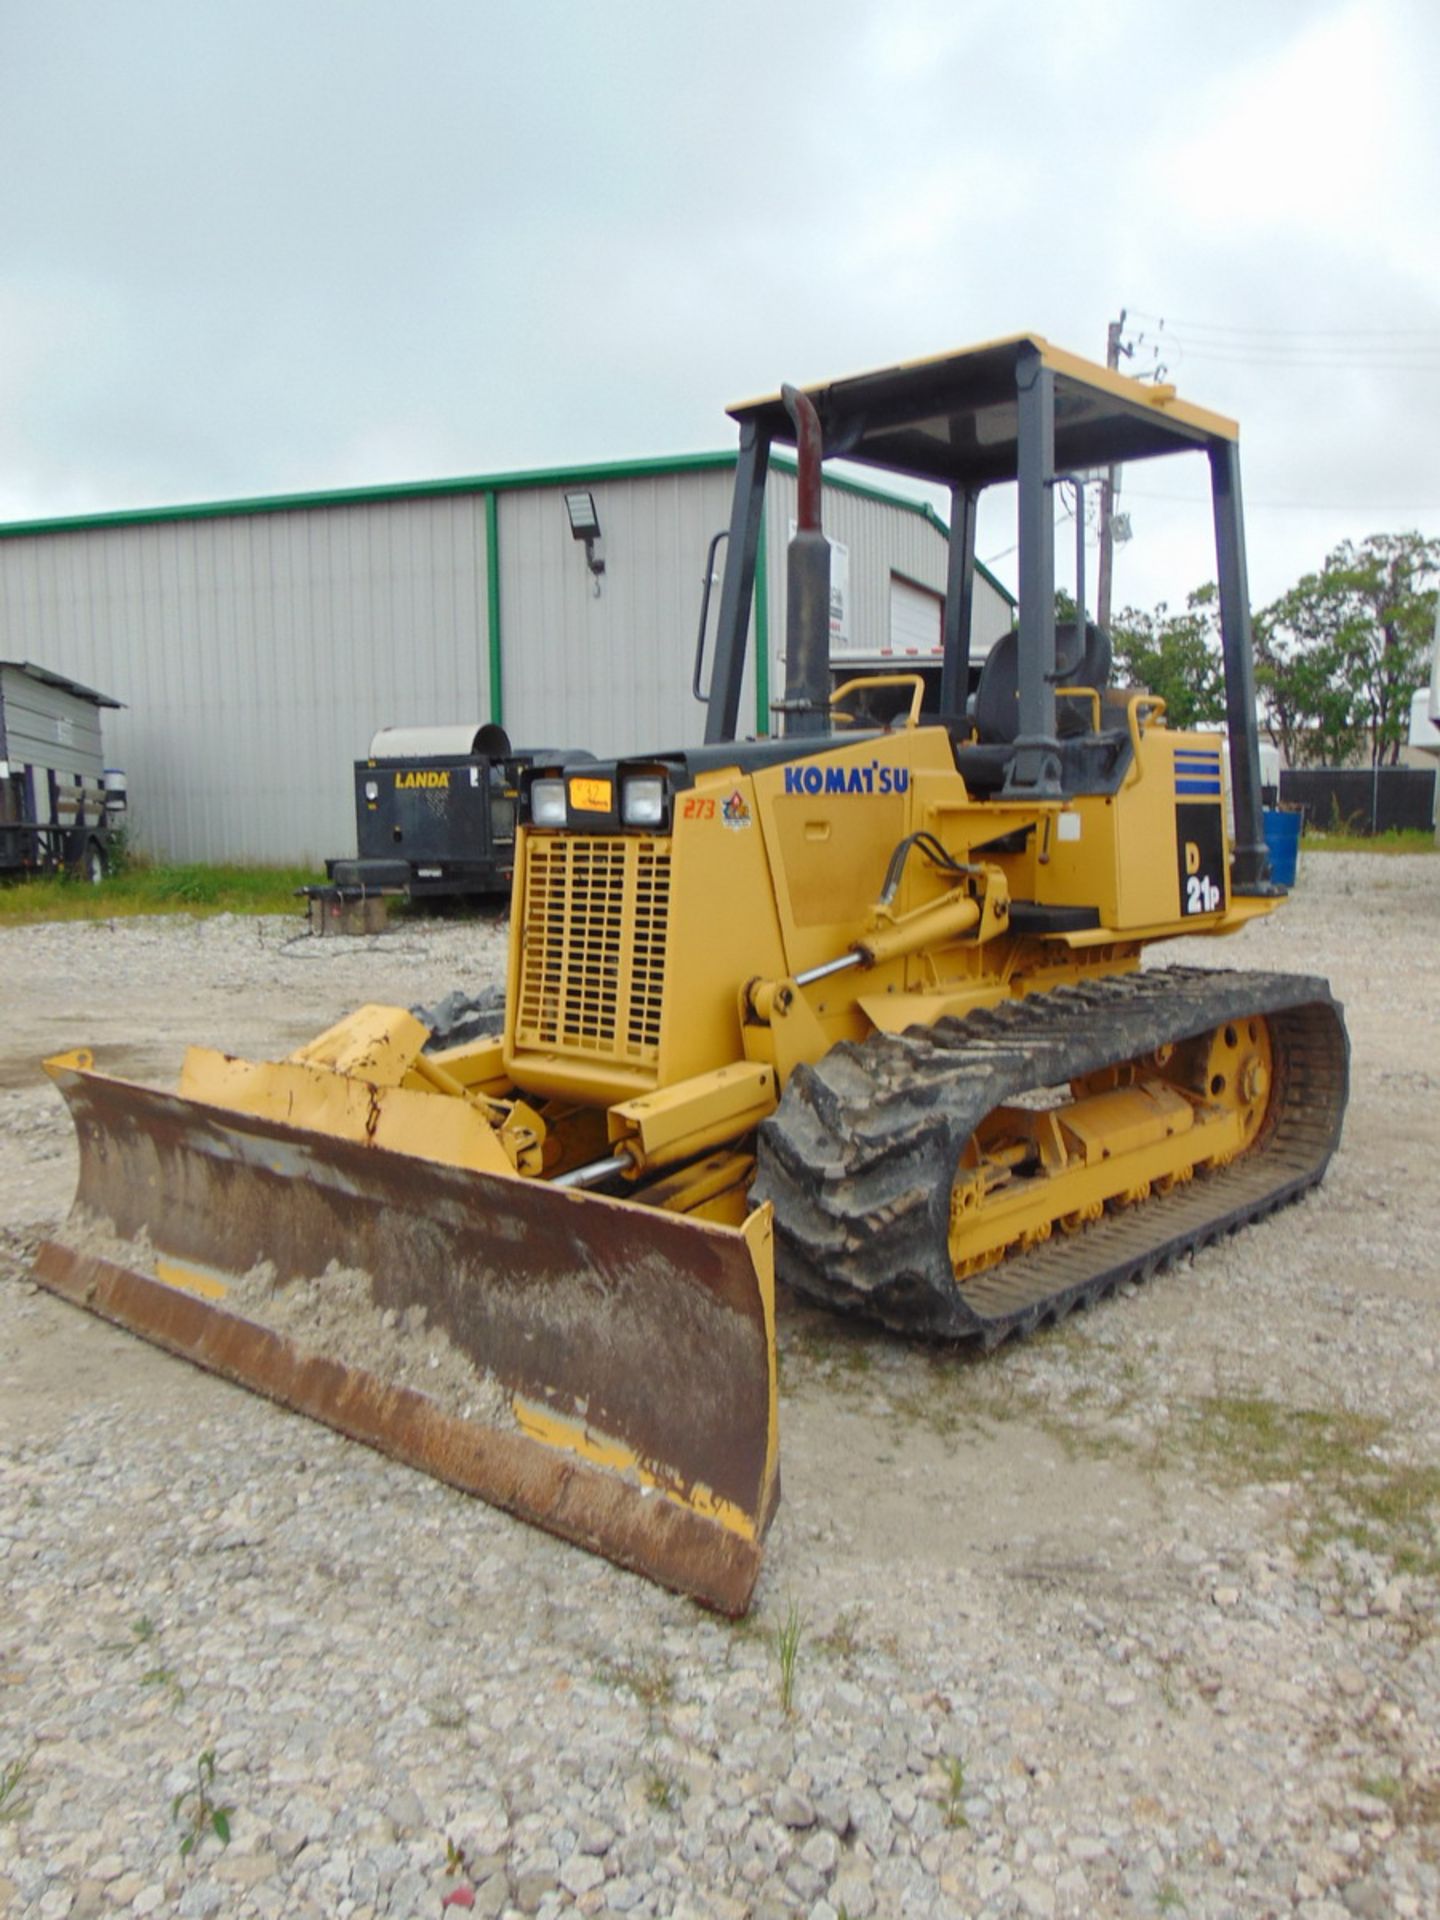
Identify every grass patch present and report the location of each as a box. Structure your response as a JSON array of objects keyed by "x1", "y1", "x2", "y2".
[
  {"x1": 888, "y1": 1351, "x2": 1027, "y2": 1444},
  {"x1": 1185, "y1": 1393, "x2": 1387, "y2": 1486},
  {"x1": 0, "y1": 862, "x2": 324, "y2": 925},
  {"x1": 1303, "y1": 828, "x2": 1436, "y2": 855},
  {"x1": 1185, "y1": 1393, "x2": 1440, "y2": 1574},
  {"x1": 1357, "y1": 1770, "x2": 1440, "y2": 1831}
]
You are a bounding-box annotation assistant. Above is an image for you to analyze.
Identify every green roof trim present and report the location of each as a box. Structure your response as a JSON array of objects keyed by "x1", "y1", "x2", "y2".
[
  {"x1": 0, "y1": 451, "x2": 741, "y2": 539},
  {"x1": 0, "y1": 446, "x2": 1014, "y2": 607}
]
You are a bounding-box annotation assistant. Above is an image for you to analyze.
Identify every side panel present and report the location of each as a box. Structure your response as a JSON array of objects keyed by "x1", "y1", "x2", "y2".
[
  {"x1": 354, "y1": 756, "x2": 509, "y2": 867},
  {"x1": 752, "y1": 730, "x2": 959, "y2": 976},
  {"x1": 1015, "y1": 730, "x2": 1231, "y2": 930}
]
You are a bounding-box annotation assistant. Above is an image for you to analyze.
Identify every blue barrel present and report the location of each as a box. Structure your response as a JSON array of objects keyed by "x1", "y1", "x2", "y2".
[{"x1": 1262, "y1": 808, "x2": 1301, "y2": 887}]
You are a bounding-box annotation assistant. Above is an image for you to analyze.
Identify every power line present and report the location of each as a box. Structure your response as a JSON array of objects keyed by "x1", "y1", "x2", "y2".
[
  {"x1": 1125, "y1": 307, "x2": 1440, "y2": 342},
  {"x1": 1119, "y1": 308, "x2": 1440, "y2": 374},
  {"x1": 1125, "y1": 485, "x2": 1440, "y2": 513},
  {"x1": 1164, "y1": 347, "x2": 1440, "y2": 371}
]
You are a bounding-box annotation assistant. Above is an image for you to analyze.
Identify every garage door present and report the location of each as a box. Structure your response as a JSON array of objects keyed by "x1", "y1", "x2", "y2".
[{"x1": 889, "y1": 575, "x2": 943, "y2": 656}]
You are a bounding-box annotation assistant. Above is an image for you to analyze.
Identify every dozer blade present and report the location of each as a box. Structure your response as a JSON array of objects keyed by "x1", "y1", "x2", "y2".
[{"x1": 35, "y1": 1053, "x2": 779, "y2": 1615}]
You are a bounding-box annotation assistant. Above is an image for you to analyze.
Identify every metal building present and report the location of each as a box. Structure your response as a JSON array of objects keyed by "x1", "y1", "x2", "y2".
[{"x1": 0, "y1": 455, "x2": 1013, "y2": 865}]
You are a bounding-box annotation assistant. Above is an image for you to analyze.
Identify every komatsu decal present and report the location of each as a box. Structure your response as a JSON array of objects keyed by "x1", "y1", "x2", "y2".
[
  {"x1": 782, "y1": 760, "x2": 909, "y2": 797},
  {"x1": 395, "y1": 770, "x2": 451, "y2": 789}
]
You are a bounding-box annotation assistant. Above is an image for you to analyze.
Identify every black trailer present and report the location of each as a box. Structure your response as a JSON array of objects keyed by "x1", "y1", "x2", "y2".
[
  {"x1": 0, "y1": 661, "x2": 127, "y2": 883},
  {"x1": 307, "y1": 724, "x2": 579, "y2": 930}
]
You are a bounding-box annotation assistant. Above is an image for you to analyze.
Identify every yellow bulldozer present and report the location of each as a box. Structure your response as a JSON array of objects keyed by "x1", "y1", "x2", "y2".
[{"x1": 36, "y1": 336, "x2": 1348, "y2": 1613}]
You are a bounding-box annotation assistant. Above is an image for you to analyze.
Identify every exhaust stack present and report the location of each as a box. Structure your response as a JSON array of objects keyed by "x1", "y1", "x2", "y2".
[{"x1": 779, "y1": 384, "x2": 831, "y2": 737}]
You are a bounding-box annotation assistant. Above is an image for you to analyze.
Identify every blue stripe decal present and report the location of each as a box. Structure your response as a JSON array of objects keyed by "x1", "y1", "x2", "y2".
[{"x1": 1176, "y1": 780, "x2": 1222, "y2": 795}]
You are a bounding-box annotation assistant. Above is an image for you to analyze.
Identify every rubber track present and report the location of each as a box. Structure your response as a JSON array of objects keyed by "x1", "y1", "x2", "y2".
[{"x1": 753, "y1": 968, "x2": 1349, "y2": 1344}]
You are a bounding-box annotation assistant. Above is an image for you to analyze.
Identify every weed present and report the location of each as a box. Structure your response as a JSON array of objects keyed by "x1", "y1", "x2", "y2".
[
  {"x1": 644, "y1": 1766, "x2": 683, "y2": 1813},
  {"x1": 1156, "y1": 1884, "x2": 1185, "y2": 1912},
  {"x1": 102, "y1": 1613, "x2": 159, "y2": 1655},
  {"x1": 0, "y1": 1754, "x2": 32, "y2": 1824},
  {"x1": 1357, "y1": 1772, "x2": 1402, "y2": 1805},
  {"x1": 1354, "y1": 1770, "x2": 1440, "y2": 1831},
  {"x1": 171, "y1": 1749, "x2": 234, "y2": 1859},
  {"x1": 773, "y1": 1599, "x2": 805, "y2": 1716},
  {"x1": 424, "y1": 1694, "x2": 466, "y2": 1729},
  {"x1": 1156, "y1": 1656, "x2": 1183, "y2": 1714},
  {"x1": 593, "y1": 1655, "x2": 676, "y2": 1713},
  {"x1": 140, "y1": 1666, "x2": 186, "y2": 1708},
  {"x1": 941, "y1": 1754, "x2": 968, "y2": 1830},
  {"x1": 444, "y1": 1834, "x2": 469, "y2": 1875},
  {"x1": 816, "y1": 1607, "x2": 865, "y2": 1661},
  {"x1": 721, "y1": 1609, "x2": 766, "y2": 1646}
]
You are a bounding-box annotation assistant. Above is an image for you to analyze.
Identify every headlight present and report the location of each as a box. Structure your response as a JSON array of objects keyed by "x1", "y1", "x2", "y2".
[
  {"x1": 363, "y1": 780, "x2": 379, "y2": 801},
  {"x1": 530, "y1": 779, "x2": 567, "y2": 827},
  {"x1": 621, "y1": 776, "x2": 666, "y2": 827}
]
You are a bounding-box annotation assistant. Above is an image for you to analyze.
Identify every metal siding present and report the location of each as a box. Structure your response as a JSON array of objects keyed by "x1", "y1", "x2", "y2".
[
  {"x1": 499, "y1": 471, "x2": 749, "y2": 756},
  {"x1": 0, "y1": 498, "x2": 490, "y2": 863}
]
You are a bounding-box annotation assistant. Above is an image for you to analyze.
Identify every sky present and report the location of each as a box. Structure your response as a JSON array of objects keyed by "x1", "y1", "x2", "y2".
[{"x1": 2, "y1": 0, "x2": 1438, "y2": 615}]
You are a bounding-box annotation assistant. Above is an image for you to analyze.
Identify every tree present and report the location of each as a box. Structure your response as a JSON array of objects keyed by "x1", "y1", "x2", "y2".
[
  {"x1": 1108, "y1": 584, "x2": 1228, "y2": 731},
  {"x1": 1255, "y1": 533, "x2": 1440, "y2": 767}
]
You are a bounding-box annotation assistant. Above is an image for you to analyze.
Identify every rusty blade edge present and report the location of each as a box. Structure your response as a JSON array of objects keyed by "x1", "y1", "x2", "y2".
[{"x1": 33, "y1": 1240, "x2": 764, "y2": 1617}]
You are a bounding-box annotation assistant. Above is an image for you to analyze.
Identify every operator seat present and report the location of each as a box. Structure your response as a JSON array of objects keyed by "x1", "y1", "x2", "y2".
[{"x1": 973, "y1": 621, "x2": 1113, "y2": 745}]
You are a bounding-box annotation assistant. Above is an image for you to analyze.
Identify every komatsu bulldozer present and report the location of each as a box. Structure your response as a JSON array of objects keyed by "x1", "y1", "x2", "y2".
[{"x1": 36, "y1": 337, "x2": 1348, "y2": 1613}]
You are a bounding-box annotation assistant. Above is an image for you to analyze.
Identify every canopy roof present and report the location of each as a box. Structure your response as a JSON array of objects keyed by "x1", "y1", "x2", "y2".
[
  {"x1": 0, "y1": 659, "x2": 122, "y2": 708},
  {"x1": 729, "y1": 333, "x2": 1238, "y2": 490}
]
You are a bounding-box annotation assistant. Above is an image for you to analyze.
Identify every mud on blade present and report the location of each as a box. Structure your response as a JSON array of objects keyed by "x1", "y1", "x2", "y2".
[{"x1": 37, "y1": 1055, "x2": 778, "y2": 1615}]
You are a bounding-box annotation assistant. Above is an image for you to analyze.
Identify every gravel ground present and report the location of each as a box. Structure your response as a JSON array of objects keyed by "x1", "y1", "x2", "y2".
[{"x1": 2, "y1": 857, "x2": 1438, "y2": 1920}]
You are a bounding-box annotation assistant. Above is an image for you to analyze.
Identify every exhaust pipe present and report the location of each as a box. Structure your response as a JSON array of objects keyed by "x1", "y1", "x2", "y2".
[{"x1": 779, "y1": 384, "x2": 831, "y2": 737}]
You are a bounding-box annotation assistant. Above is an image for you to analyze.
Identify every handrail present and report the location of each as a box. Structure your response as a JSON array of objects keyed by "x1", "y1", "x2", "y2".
[
  {"x1": 1054, "y1": 685, "x2": 1102, "y2": 732},
  {"x1": 1124, "y1": 692, "x2": 1167, "y2": 783},
  {"x1": 830, "y1": 673, "x2": 927, "y2": 730},
  {"x1": 692, "y1": 528, "x2": 730, "y2": 703}
]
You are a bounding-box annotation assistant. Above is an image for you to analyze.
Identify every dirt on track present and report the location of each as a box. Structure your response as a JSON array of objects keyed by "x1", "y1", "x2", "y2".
[{"x1": 2, "y1": 860, "x2": 1438, "y2": 1920}]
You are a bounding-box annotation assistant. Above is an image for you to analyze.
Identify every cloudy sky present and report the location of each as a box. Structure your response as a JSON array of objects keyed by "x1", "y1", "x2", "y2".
[{"x1": 3, "y1": 0, "x2": 1437, "y2": 613}]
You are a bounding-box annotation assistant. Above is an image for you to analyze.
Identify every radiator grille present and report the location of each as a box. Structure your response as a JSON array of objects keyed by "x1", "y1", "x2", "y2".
[{"x1": 515, "y1": 837, "x2": 671, "y2": 1066}]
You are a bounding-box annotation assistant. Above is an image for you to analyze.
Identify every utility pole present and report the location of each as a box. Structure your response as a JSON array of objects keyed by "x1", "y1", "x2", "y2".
[{"x1": 1097, "y1": 311, "x2": 1128, "y2": 632}]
